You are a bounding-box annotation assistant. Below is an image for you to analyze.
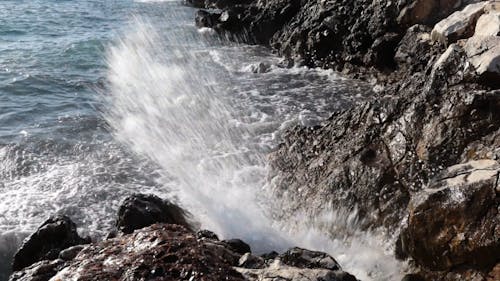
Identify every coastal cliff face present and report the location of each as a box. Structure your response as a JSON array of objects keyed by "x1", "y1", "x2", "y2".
[{"x1": 192, "y1": 0, "x2": 500, "y2": 280}]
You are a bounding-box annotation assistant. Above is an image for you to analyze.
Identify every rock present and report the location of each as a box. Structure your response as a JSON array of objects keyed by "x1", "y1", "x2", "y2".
[
  {"x1": 184, "y1": 0, "x2": 205, "y2": 8},
  {"x1": 401, "y1": 273, "x2": 426, "y2": 281},
  {"x1": 238, "y1": 253, "x2": 265, "y2": 269},
  {"x1": 463, "y1": 35, "x2": 500, "y2": 87},
  {"x1": 195, "y1": 10, "x2": 220, "y2": 29},
  {"x1": 196, "y1": 229, "x2": 219, "y2": 240},
  {"x1": 58, "y1": 245, "x2": 85, "y2": 261},
  {"x1": 40, "y1": 224, "x2": 246, "y2": 281},
  {"x1": 394, "y1": 25, "x2": 437, "y2": 71},
  {"x1": 11, "y1": 215, "x2": 90, "y2": 272},
  {"x1": 222, "y1": 238, "x2": 251, "y2": 254},
  {"x1": 400, "y1": 160, "x2": 500, "y2": 271},
  {"x1": 431, "y1": 2, "x2": 488, "y2": 44},
  {"x1": 474, "y1": 12, "x2": 500, "y2": 36},
  {"x1": 279, "y1": 247, "x2": 341, "y2": 271},
  {"x1": 9, "y1": 259, "x2": 66, "y2": 281},
  {"x1": 396, "y1": 0, "x2": 468, "y2": 26},
  {"x1": 236, "y1": 259, "x2": 357, "y2": 281},
  {"x1": 115, "y1": 193, "x2": 192, "y2": 234}
]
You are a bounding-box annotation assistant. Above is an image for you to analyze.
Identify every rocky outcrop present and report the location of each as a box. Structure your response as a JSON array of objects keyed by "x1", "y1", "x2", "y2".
[
  {"x1": 115, "y1": 193, "x2": 193, "y2": 234},
  {"x1": 11, "y1": 215, "x2": 90, "y2": 272},
  {"x1": 430, "y1": 2, "x2": 488, "y2": 44},
  {"x1": 400, "y1": 160, "x2": 500, "y2": 271},
  {"x1": 462, "y1": 35, "x2": 500, "y2": 86},
  {"x1": 10, "y1": 224, "x2": 358, "y2": 281}
]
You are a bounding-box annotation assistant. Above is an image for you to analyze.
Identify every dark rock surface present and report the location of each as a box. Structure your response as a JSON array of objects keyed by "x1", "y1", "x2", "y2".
[
  {"x1": 190, "y1": 0, "x2": 500, "y2": 279},
  {"x1": 222, "y1": 238, "x2": 251, "y2": 254},
  {"x1": 11, "y1": 215, "x2": 90, "y2": 272},
  {"x1": 10, "y1": 223, "x2": 359, "y2": 281},
  {"x1": 400, "y1": 160, "x2": 500, "y2": 271},
  {"x1": 115, "y1": 193, "x2": 192, "y2": 234}
]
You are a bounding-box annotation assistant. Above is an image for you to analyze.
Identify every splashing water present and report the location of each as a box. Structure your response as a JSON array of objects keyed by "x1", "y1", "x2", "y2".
[{"x1": 105, "y1": 17, "x2": 405, "y2": 280}]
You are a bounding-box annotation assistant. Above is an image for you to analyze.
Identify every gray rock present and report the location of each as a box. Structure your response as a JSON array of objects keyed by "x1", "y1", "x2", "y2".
[
  {"x1": 58, "y1": 245, "x2": 85, "y2": 261},
  {"x1": 9, "y1": 259, "x2": 66, "y2": 281},
  {"x1": 235, "y1": 259, "x2": 357, "y2": 281},
  {"x1": 238, "y1": 253, "x2": 265, "y2": 269},
  {"x1": 463, "y1": 35, "x2": 500, "y2": 86},
  {"x1": 474, "y1": 12, "x2": 500, "y2": 36},
  {"x1": 431, "y1": 2, "x2": 488, "y2": 44}
]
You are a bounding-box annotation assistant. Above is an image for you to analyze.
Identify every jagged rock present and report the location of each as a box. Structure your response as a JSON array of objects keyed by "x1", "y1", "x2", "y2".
[
  {"x1": 11, "y1": 215, "x2": 90, "y2": 272},
  {"x1": 236, "y1": 259, "x2": 357, "y2": 281},
  {"x1": 222, "y1": 238, "x2": 251, "y2": 254},
  {"x1": 238, "y1": 253, "x2": 265, "y2": 269},
  {"x1": 463, "y1": 35, "x2": 500, "y2": 86},
  {"x1": 279, "y1": 248, "x2": 341, "y2": 271},
  {"x1": 395, "y1": 25, "x2": 439, "y2": 71},
  {"x1": 396, "y1": 0, "x2": 478, "y2": 26},
  {"x1": 115, "y1": 193, "x2": 192, "y2": 234},
  {"x1": 474, "y1": 12, "x2": 500, "y2": 36},
  {"x1": 49, "y1": 224, "x2": 246, "y2": 281},
  {"x1": 431, "y1": 2, "x2": 488, "y2": 44},
  {"x1": 196, "y1": 229, "x2": 219, "y2": 240},
  {"x1": 400, "y1": 160, "x2": 500, "y2": 271},
  {"x1": 9, "y1": 259, "x2": 66, "y2": 281}
]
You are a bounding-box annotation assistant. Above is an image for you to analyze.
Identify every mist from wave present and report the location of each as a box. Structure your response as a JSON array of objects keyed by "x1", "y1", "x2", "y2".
[{"x1": 104, "y1": 16, "x2": 404, "y2": 280}]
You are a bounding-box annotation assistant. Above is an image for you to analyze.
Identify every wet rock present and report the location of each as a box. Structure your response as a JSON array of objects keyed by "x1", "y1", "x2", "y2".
[
  {"x1": 196, "y1": 229, "x2": 219, "y2": 240},
  {"x1": 49, "y1": 224, "x2": 246, "y2": 281},
  {"x1": 474, "y1": 12, "x2": 500, "y2": 36},
  {"x1": 195, "y1": 10, "x2": 220, "y2": 29},
  {"x1": 115, "y1": 193, "x2": 192, "y2": 234},
  {"x1": 9, "y1": 259, "x2": 66, "y2": 281},
  {"x1": 222, "y1": 238, "x2": 251, "y2": 254},
  {"x1": 58, "y1": 245, "x2": 85, "y2": 261},
  {"x1": 400, "y1": 160, "x2": 500, "y2": 271},
  {"x1": 279, "y1": 247, "x2": 341, "y2": 271},
  {"x1": 238, "y1": 253, "x2": 265, "y2": 269},
  {"x1": 431, "y1": 2, "x2": 488, "y2": 44},
  {"x1": 236, "y1": 259, "x2": 357, "y2": 281},
  {"x1": 12, "y1": 215, "x2": 90, "y2": 272},
  {"x1": 463, "y1": 35, "x2": 500, "y2": 87}
]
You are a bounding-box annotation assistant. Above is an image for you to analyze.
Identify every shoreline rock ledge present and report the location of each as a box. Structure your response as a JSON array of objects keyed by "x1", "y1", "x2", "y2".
[
  {"x1": 9, "y1": 194, "x2": 359, "y2": 281},
  {"x1": 188, "y1": 0, "x2": 500, "y2": 280}
]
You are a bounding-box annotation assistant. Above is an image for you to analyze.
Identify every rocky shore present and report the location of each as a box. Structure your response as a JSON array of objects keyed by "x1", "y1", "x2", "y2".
[
  {"x1": 9, "y1": 194, "x2": 358, "y2": 281},
  {"x1": 8, "y1": 1, "x2": 499, "y2": 280},
  {"x1": 191, "y1": 0, "x2": 500, "y2": 280}
]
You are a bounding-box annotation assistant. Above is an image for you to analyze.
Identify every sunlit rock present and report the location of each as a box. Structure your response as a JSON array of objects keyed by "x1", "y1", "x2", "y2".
[
  {"x1": 463, "y1": 35, "x2": 500, "y2": 86},
  {"x1": 400, "y1": 160, "x2": 500, "y2": 270},
  {"x1": 431, "y1": 2, "x2": 488, "y2": 44},
  {"x1": 474, "y1": 12, "x2": 500, "y2": 36}
]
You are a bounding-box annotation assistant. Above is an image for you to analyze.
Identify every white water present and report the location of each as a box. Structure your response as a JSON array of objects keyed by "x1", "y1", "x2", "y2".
[{"x1": 105, "y1": 18, "x2": 405, "y2": 280}]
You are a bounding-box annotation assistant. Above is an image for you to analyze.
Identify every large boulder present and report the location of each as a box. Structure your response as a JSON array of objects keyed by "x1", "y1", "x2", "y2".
[
  {"x1": 46, "y1": 224, "x2": 246, "y2": 281},
  {"x1": 115, "y1": 193, "x2": 192, "y2": 234},
  {"x1": 400, "y1": 160, "x2": 500, "y2": 271},
  {"x1": 463, "y1": 35, "x2": 500, "y2": 87},
  {"x1": 397, "y1": 0, "x2": 464, "y2": 26},
  {"x1": 11, "y1": 215, "x2": 90, "y2": 272},
  {"x1": 431, "y1": 1, "x2": 488, "y2": 44}
]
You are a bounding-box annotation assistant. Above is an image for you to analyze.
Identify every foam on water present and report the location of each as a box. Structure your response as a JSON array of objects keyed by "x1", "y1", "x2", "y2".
[{"x1": 105, "y1": 18, "x2": 405, "y2": 280}]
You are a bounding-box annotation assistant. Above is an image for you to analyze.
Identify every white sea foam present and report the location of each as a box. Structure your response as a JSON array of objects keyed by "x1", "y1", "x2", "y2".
[{"x1": 104, "y1": 17, "x2": 405, "y2": 280}]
